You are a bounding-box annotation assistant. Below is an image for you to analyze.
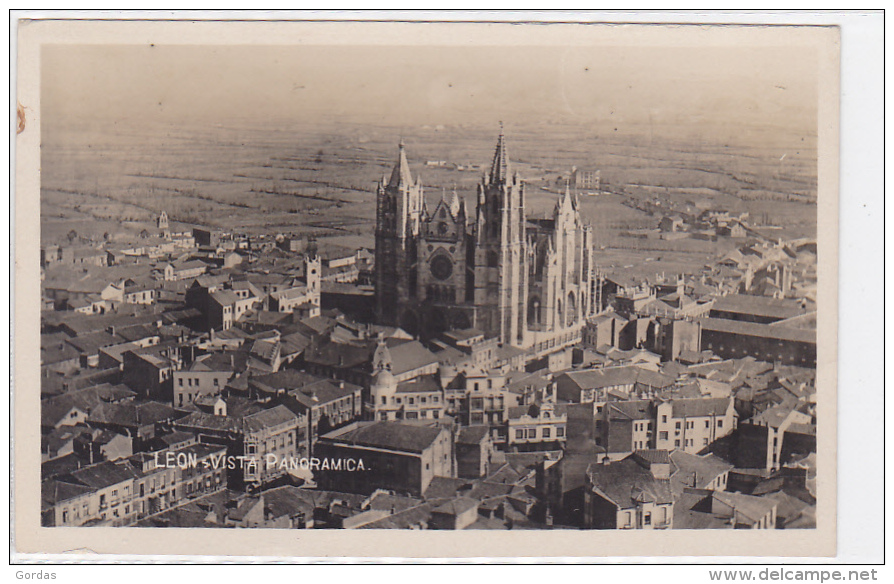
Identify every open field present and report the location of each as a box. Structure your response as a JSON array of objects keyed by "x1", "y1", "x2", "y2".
[{"x1": 41, "y1": 117, "x2": 817, "y2": 271}]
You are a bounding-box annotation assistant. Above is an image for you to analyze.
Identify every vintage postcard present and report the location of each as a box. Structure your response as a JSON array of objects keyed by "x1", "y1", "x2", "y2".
[{"x1": 14, "y1": 17, "x2": 839, "y2": 558}]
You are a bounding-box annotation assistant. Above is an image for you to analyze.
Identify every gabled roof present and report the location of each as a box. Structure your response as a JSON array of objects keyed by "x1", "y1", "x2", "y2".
[{"x1": 41, "y1": 384, "x2": 136, "y2": 428}]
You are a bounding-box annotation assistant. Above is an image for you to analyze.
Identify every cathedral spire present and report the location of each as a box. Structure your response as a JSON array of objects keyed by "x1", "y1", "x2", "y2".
[
  {"x1": 448, "y1": 185, "x2": 461, "y2": 217},
  {"x1": 488, "y1": 122, "x2": 511, "y2": 185},
  {"x1": 557, "y1": 180, "x2": 574, "y2": 215},
  {"x1": 388, "y1": 140, "x2": 415, "y2": 188}
]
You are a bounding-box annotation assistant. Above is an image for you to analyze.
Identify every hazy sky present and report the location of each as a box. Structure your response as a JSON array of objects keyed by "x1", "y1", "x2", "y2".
[{"x1": 42, "y1": 42, "x2": 818, "y2": 132}]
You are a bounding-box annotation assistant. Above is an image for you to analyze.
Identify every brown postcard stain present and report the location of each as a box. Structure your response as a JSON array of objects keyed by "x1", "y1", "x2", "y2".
[{"x1": 16, "y1": 102, "x2": 25, "y2": 134}]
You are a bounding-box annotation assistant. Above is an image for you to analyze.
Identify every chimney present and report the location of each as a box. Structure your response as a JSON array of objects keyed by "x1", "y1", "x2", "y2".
[{"x1": 339, "y1": 381, "x2": 345, "y2": 389}]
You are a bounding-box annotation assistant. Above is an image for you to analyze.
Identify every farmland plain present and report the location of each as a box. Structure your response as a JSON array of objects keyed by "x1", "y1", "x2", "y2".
[{"x1": 41, "y1": 117, "x2": 817, "y2": 281}]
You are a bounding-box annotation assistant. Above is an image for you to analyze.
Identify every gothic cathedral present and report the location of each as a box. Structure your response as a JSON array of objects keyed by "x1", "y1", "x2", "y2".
[{"x1": 374, "y1": 127, "x2": 599, "y2": 348}]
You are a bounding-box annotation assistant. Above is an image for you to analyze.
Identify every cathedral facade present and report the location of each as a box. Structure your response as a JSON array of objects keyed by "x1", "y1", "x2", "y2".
[{"x1": 374, "y1": 128, "x2": 599, "y2": 348}]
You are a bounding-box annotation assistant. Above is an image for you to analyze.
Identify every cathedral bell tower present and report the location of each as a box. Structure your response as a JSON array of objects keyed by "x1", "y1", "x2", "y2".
[
  {"x1": 374, "y1": 140, "x2": 425, "y2": 331},
  {"x1": 473, "y1": 124, "x2": 528, "y2": 346}
]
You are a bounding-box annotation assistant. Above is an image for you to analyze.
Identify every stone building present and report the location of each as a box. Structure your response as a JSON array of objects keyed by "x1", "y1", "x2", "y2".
[{"x1": 374, "y1": 127, "x2": 598, "y2": 349}]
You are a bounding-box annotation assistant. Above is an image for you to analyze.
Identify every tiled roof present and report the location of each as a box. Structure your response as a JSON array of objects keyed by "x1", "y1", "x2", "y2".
[
  {"x1": 456, "y1": 425, "x2": 490, "y2": 445},
  {"x1": 700, "y1": 317, "x2": 815, "y2": 344},
  {"x1": 560, "y1": 366, "x2": 675, "y2": 392},
  {"x1": 431, "y1": 497, "x2": 479, "y2": 516},
  {"x1": 63, "y1": 460, "x2": 133, "y2": 490},
  {"x1": 634, "y1": 449, "x2": 670, "y2": 464},
  {"x1": 586, "y1": 456, "x2": 674, "y2": 508},
  {"x1": 42, "y1": 478, "x2": 94, "y2": 508},
  {"x1": 210, "y1": 290, "x2": 241, "y2": 306},
  {"x1": 669, "y1": 450, "x2": 734, "y2": 495},
  {"x1": 395, "y1": 374, "x2": 442, "y2": 394},
  {"x1": 88, "y1": 401, "x2": 177, "y2": 427},
  {"x1": 713, "y1": 490, "x2": 778, "y2": 524},
  {"x1": 389, "y1": 340, "x2": 439, "y2": 375},
  {"x1": 711, "y1": 294, "x2": 805, "y2": 321},
  {"x1": 242, "y1": 405, "x2": 299, "y2": 433},
  {"x1": 41, "y1": 384, "x2": 136, "y2": 428},
  {"x1": 671, "y1": 397, "x2": 732, "y2": 419},
  {"x1": 322, "y1": 422, "x2": 444, "y2": 454},
  {"x1": 606, "y1": 400, "x2": 652, "y2": 421}
]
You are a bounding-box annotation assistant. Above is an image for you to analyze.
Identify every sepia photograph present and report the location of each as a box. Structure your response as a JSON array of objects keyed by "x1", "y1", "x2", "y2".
[{"x1": 13, "y1": 16, "x2": 845, "y2": 559}]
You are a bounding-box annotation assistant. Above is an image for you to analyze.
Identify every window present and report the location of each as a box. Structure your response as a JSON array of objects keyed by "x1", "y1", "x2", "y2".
[
  {"x1": 515, "y1": 429, "x2": 525, "y2": 440},
  {"x1": 659, "y1": 431, "x2": 668, "y2": 441},
  {"x1": 188, "y1": 379, "x2": 193, "y2": 387},
  {"x1": 675, "y1": 421, "x2": 681, "y2": 429},
  {"x1": 527, "y1": 428, "x2": 537, "y2": 439},
  {"x1": 432, "y1": 411, "x2": 439, "y2": 419},
  {"x1": 674, "y1": 439, "x2": 680, "y2": 447},
  {"x1": 396, "y1": 398, "x2": 402, "y2": 404},
  {"x1": 662, "y1": 415, "x2": 667, "y2": 423},
  {"x1": 644, "y1": 512, "x2": 651, "y2": 526},
  {"x1": 703, "y1": 438, "x2": 709, "y2": 446},
  {"x1": 408, "y1": 397, "x2": 415, "y2": 405},
  {"x1": 542, "y1": 428, "x2": 551, "y2": 439},
  {"x1": 179, "y1": 378, "x2": 184, "y2": 387},
  {"x1": 421, "y1": 397, "x2": 427, "y2": 404},
  {"x1": 717, "y1": 420, "x2": 723, "y2": 428},
  {"x1": 557, "y1": 426, "x2": 565, "y2": 438}
]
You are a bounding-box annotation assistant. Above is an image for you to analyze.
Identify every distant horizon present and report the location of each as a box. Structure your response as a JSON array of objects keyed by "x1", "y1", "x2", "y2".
[{"x1": 42, "y1": 43, "x2": 818, "y2": 142}]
